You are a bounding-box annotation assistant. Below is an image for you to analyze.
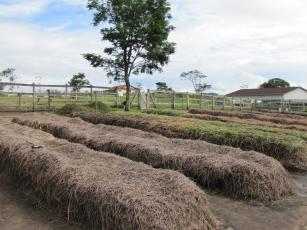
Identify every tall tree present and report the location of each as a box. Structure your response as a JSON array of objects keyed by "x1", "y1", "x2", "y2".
[
  {"x1": 180, "y1": 70, "x2": 211, "y2": 94},
  {"x1": 68, "y1": 73, "x2": 90, "y2": 92},
  {"x1": 0, "y1": 68, "x2": 17, "y2": 91},
  {"x1": 84, "y1": 0, "x2": 176, "y2": 111},
  {"x1": 156, "y1": 81, "x2": 172, "y2": 91},
  {"x1": 259, "y1": 78, "x2": 290, "y2": 88}
]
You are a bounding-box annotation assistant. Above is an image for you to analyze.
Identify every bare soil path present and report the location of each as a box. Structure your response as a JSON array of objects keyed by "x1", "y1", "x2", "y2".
[{"x1": 0, "y1": 175, "x2": 82, "y2": 230}]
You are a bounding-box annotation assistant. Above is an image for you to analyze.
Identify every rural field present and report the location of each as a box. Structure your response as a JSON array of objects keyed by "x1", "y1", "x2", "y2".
[{"x1": 0, "y1": 106, "x2": 306, "y2": 230}]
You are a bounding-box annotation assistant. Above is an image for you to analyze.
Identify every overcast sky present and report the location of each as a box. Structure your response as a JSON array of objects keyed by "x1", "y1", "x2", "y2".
[{"x1": 1, "y1": 0, "x2": 307, "y2": 93}]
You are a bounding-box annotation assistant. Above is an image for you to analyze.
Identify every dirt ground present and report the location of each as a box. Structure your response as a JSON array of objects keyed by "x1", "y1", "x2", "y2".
[
  {"x1": 0, "y1": 112, "x2": 307, "y2": 230},
  {"x1": 0, "y1": 175, "x2": 82, "y2": 230}
]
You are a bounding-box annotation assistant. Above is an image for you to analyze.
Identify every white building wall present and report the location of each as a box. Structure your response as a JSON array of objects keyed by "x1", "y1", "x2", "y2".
[
  {"x1": 232, "y1": 95, "x2": 283, "y2": 101},
  {"x1": 283, "y1": 88, "x2": 307, "y2": 100}
]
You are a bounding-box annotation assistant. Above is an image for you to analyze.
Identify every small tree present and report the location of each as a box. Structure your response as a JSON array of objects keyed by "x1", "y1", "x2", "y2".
[
  {"x1": 68, "y1": 73, "x2": 90, "y2": 100},
  {"x1": 83, "y1": 0, "x2": 176, "y2": 111},
  {"x1": 198, "y1": 83, "x2": 212, "y2": 94},
  {"x1": 0, "y1": 68, "x2": 17, "y2": 91},
  {"x1": 156, "y1": 82, "x2": 172, "y2": 91},
  {"x1": 68, "y1": 73, "x2": 90, "y2": 92},
  {"x1": 180, "y1": 70, "x2": 211, "y2": 94},
  {"x1": 259, "y1": 78, "x2": 290, "y2": 88}
]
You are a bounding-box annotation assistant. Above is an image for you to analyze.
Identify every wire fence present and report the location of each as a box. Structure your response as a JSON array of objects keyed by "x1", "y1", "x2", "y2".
[
  {"x1": 0, "y1": 83, "x2": 306, "y2": 113},
  {"x1": 0, "y1": 82, "x2": 139, "y2": 112},
  {"x1": 145, "y1": 90, "x2": 307, "y2": 113}
]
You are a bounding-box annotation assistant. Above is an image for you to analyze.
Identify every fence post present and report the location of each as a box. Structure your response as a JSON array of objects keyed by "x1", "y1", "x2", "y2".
[
  {"x1": 172, "y1": 91, "x2": 176, "y2": 109},
  {"x1": 32, "y1": 82, "x2": 35, "y2": 112},
  {"x1": 47, "y1": 90, "x2": 51, "y2": 111},
  {"x1": 95, "y1": 91, "x2": 98, "y2": 114},
  {"x1": 211, "y1": 95, "x2": 214, "y2": 110},
  {"x1": 137, "y1": 89, "x2": 141, "y2": 109},
  {"x1": 186, "y1": 92, "x2": 190, "y2": 110},
  {"x1": 303, "y1": 102, "x2": 306, "y2": 112},
  {"x1": 65, "y1": 84, "x2": 68, "y2": 105},
  {"x1": 200, "y1": 93, "x2": 202, "y2": 109},
  {"x1": 90, "y1": 85, "x2": 93, "y2": 102},
  {"x1": 239, "y1": 98, "x2": 242, "y2": 111},
  {"x1": 289, "y1": 100, "x2": 291, "y2": 112},
  {"x1": 222, "y1": 96, "x2": 225, "y2": 110},
  {"x1": 146, "y1": 89, "x2": 150, "y2": 109},
  {"x1": 232, "y1": 97, "x2": 234, "y2": 111},
  {"x1": 18, "y1": 93, "x2": 21, "y2": 112},
  {"x1": 115, "y1": 89, "x2": 120, "y2": 108}
]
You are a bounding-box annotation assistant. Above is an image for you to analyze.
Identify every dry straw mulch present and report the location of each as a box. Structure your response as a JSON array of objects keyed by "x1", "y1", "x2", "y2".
[
  {"x1": 184, "y1": 113, "x2": 307, "y2": 132},
  {"x1": 0, "y1": 121, "x2": 219, "y2": 230},
  {"x1": 189, "y1": 109, "x2": 307, "y2": 127},
  {"x1": 71, "y1": 112, "x2": 307, "y2": 172},
  {"x1": 13, "y1": 113, "x2": 293, "y2": 203}
]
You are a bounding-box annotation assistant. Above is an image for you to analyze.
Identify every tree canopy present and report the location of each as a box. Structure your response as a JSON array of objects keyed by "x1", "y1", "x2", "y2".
[
  {"x1": 83, "y1": 0, "x2": 176, "y2": 110},
  {"x1": 156, "y1": 82, "x2": 172, "y2": 91},
  {"x1": 259, "y1": 78, "x2": 290, "y2": 88},
  {"x1": 0, "y1": 68, "x2": 17, "y2": 91},
  {"x1": 180, "y1": 70, "x2": 212, "y2": 94},
  {"x1": 68, "y1": 73, "x2": 90, "y2": 92}
]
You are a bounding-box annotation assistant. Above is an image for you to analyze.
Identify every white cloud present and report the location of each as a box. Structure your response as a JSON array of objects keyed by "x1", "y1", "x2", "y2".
[
  {"x1": 0, "y1": 21, "x2": 108, "y2": 86},
  {"x1": 0, "y1": 0, "x2": 48, "y2": 17},
  {"x1": 0, "y1": 0, "x2": 86, "y2": 17},
  {"x1": 1, "y1": 0, "x2": 307, "y2": 93}
]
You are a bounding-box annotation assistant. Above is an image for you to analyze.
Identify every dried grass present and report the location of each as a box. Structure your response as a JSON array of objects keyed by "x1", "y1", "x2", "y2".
[
  {"x1": 189, "y1": 109, "x2": 307, "y2": 127},
  {"x1": 71, "y1": 112, "x2": 307, "y2": 172},
  {"x1": 0, "y1": 121, "x2": 219, "y2": 230},
  {"x1": 184, "y1": 113, "x2": 307, "y2": 132},
  {"x1": 13, "y1": 113, "x2": 294, "y2": 203}
]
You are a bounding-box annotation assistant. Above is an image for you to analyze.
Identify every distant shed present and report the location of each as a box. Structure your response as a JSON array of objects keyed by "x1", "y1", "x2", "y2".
[{"x1": 226, "y1": 87, "x2": 307, "y2": 102}]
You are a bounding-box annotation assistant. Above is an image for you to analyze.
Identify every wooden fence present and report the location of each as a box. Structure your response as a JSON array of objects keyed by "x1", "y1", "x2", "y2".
[
  {"x1": 145, "y1": 90, "x2": 307, "y2": 113},
  {"x1": 0, "y1": 82, "x2": 140, "y2": 112},
  {"x1": 0, "y1": 82, "x2": 306, "y2": 113}
]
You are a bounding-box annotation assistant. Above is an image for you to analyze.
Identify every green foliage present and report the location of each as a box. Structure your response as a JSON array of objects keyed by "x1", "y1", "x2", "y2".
[
  {"x1": 180, "y1": 70, "x2": 211, "y2": 94},
  {"x1": 143, "y1": 109, "x2": 183, "y2": 116},
  {"x1": 84, "y1": 0, "x2": 176, "y2": 110},
  {"x1": 198, "y1": 83, "x2": 212, "y2": 93},
  {"x1": 56, "y1": 102, "x2": 111, "y2": 115},
  {"x1": 87, "y1": 101, "x2": 111, "y2": 113},
  {"x1": 156, "y1": 82, "x2": 172, "y2": 91},
  {"x1": 68, "y1": 73, "x2": 90, "y2": 92},
  {"x1": 0, "y1": 68, "x2": 17, "y2": 91},
  {"x1": 259, "y1": 78, "x2": 290, "y2": 88}
]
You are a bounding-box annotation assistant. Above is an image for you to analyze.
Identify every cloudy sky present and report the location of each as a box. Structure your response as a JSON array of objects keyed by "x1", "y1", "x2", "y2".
[{"x1": 0, "y1": 0, "x2": 307, "y2": 93}]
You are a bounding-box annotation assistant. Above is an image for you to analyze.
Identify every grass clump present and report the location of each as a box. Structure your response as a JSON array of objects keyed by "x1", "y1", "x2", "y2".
[
  {"x1": 56, "y1": 102, "x2": 110, "y2": 115},
  {"x1": 143, "y1": 109, "x2": 184, "y2": 117}
]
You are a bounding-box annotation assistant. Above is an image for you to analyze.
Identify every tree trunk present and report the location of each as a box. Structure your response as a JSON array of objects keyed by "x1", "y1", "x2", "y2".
[{"x1": 124, "y1": 78, "x2": 131, "y2": 111}]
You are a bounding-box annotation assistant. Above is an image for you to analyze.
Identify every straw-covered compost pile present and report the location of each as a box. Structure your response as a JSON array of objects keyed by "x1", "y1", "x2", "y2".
[
  {"x1": 184, "y1": 113, "x2": 307, "y2": 132},
  {"x1": 189, "y1": 109, "x2": 307, "y2": 127},
  {"x1": 13, "y1": 113, "x2": 293, "y2": 202},
  {"x1": 71, "y1": 112, "x2": 307, "y2": 171},
  {"x1": 0, "y1": 121, "x2": 219, "y2": 230}
]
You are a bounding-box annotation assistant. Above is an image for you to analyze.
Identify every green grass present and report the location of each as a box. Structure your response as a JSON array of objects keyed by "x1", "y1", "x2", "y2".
[
  {"x1": 136, "y1": 108, "x2": 307, "y2": 142},
  {"x1": 56, "y1": 102, "x2": 111, "y2": 116},
  {"x1": 0, "y1": 94, "x2": 140, "y2": 111}
]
